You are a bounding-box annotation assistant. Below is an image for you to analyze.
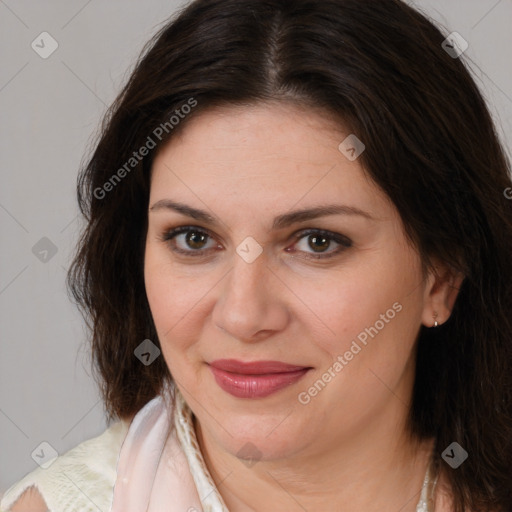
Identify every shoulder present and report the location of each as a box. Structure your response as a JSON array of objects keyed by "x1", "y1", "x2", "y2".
[
  {"x1": 6, "y1": 487, "x2": 47, "y2": 512},
  {"x1": 1, "y1": 419, "x2": 130, "y2": 512}
]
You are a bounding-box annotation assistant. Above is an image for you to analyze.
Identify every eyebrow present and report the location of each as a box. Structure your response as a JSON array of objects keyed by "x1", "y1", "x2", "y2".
[{"x1": 149, "y1": 199, "x2": 375, "y2": 230}]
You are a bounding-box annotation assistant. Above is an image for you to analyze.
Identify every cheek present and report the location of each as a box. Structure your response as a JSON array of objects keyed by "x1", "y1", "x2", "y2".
[
  {"x1": 144, "y1": 245, "x2": 203, "y2": 348},
  {"x1": 294, "y1": 251, "x2": 423, "y2": 359},
  {"x1": 293, "y1": 277, "x2": 422, "y2": 424},
  {"x1": 144, "y1": 265, "x2": 203, "y2": 385},
  {"x1": 310, "y1": 255, "x2": 424, "y2": 410}
]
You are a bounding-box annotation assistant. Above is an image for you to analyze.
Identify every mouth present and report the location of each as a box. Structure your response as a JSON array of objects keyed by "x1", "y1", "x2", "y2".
[{"x1": 208, "y1": 359, "x2": 312, "y2": 399}]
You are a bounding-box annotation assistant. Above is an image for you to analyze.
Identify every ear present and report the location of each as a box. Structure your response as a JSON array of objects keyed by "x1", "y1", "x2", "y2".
[{"x1": 421, "y1": 260, "x2": 464, "y2": 328}]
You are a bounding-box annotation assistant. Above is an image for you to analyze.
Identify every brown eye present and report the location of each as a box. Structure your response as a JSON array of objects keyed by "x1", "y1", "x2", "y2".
[
  {"x1": 307, "y1": 234, "x2": 331, "y2": 252},
  {"x1": 161, "y1": 226, "x2": 218, "y2": 256},
  {"x1": 290, "y1": 229, "x2": 352, "y2": 260},
  {"x1": 184, "y1": 230, "x2": 209, "y2": 250}
]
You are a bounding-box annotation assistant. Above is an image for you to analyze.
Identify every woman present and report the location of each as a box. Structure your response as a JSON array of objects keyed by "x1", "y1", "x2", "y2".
[{"x1": 2, "y1": 0, "x2": 511, "y2": 510}]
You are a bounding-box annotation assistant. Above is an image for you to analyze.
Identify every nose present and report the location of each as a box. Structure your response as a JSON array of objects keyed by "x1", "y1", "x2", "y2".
[{"x1": 212, "y1": 247, "x2": 289, "y2": 343}]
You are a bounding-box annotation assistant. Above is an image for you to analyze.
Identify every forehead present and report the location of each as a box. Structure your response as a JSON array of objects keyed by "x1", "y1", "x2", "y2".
[
  {"x1": 149, "y1": 102, "x2": 393, "y2": 219},
  {"x1": 155, "y1": 101, "x2": 344, "y2": 163}
]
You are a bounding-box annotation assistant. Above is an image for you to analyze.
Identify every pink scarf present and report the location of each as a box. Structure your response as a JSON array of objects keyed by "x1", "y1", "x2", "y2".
[{"x1": 110, "y1": 382, "x2": 229, "y2": 511}]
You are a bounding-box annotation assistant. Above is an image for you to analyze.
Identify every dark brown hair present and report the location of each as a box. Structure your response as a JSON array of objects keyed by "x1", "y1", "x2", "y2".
[{"x1": 67, "y1": 0, "x2": 512, "y2": 509}]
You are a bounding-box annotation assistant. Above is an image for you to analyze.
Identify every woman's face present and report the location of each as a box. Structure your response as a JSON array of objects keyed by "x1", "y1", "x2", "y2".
[{"x1": 144, "y1": 102, "x2": 440, "y2": 462}]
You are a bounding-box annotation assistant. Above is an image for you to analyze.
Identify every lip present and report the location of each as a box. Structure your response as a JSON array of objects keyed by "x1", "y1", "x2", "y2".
[{"x1": 208, "y1": 359, "x2": 312, "y2": 399}]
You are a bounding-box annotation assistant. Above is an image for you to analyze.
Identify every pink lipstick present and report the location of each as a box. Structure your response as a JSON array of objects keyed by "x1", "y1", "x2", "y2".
[{"x1": 208, "y1": 359, "x2": 311, "y2": 399}]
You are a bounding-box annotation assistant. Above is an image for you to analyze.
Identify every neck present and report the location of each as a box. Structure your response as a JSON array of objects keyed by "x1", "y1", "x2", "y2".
[{"x1": 194, "y1": 406, "x2": 436, "y2": 512}]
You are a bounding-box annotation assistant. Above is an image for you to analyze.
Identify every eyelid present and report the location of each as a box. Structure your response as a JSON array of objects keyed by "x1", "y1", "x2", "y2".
[
  {"x1": 290, "y1": 228, "x2": 352, "y2": 247},
  {"x1": 159, "y1": 225, "x2": 220, "y2": 256},
  {"x1": 287, "y1": 228, "x2": 352, "y2": 259}
]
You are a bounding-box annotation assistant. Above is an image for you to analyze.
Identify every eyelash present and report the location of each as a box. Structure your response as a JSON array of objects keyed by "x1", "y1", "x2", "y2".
[{"x1": 159, "y1": 226, "x2": 352, "y2": 260}]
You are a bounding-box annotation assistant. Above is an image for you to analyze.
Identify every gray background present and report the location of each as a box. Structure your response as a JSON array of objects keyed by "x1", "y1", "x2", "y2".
[{"x1": 1, "y1": 0, "x2": 511, "y2": 496}]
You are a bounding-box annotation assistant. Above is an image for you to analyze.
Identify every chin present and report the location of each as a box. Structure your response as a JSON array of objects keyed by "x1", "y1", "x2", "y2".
[{"x1": 202, "y1": 411, "x2": 309, "y2": 462}]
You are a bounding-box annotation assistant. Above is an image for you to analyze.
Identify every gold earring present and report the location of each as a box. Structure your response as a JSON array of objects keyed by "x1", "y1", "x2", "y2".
[{"x1": 433, "y1": 312, "x2": 439, "y2": 327}]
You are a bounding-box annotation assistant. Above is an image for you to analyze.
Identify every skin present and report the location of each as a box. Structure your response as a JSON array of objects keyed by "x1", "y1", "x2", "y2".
[
  {"x1": 143, "y1": 102, "x2": 464, "y2": 511},
  {"x1": 10, "y1": 487, "x2": 48, "y2": 512},
  {"x1": 13, "y1": 103, "x2": 462, "y2": 511},
  {"x1": 143, "y1": 102, "x2": 463, "y2": 511}
]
